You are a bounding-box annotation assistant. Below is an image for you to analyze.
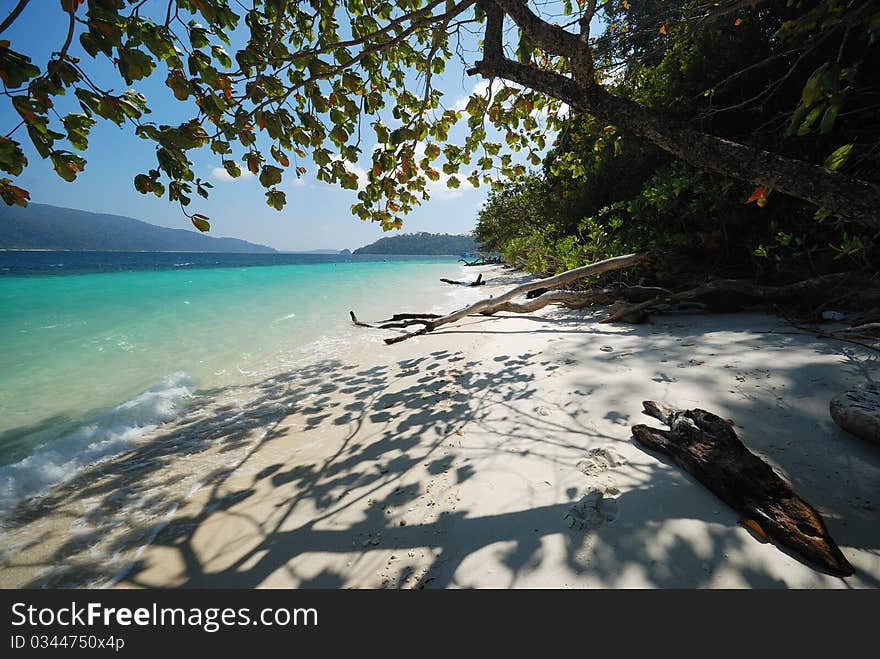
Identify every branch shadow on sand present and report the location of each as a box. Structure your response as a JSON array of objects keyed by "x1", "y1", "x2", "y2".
[{"x1": 2, "y1": 308, "x2": 878, "y2": 589}]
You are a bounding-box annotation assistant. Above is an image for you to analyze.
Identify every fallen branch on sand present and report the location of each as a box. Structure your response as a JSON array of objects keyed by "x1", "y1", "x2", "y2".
[
  {"x1": 460, "y1": 256, "x2": 502, "y2": 266},
  {"x1": 632, "y1": 401, "x2": 854, "y2": 577},
  {"x1": 349, "y1": 311, "x2": 441, "y2": 330},
  {"x1": 351, "y1": 253, "x2": 878, "y2": 344},
  {"x1": 603, "y1": 273, "x2": 858, "y2": 323},
  {"x1": 371, "y1": 252, "x2": 648, "y2": 344},
  {"x1": 440, "y1": 273, "x2": 485, "y2": 287}
]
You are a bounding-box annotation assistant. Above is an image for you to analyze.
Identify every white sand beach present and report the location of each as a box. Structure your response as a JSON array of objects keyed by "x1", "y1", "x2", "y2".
[{"x1": 1, "y1": 265, "x2": 878, "y2": 588}]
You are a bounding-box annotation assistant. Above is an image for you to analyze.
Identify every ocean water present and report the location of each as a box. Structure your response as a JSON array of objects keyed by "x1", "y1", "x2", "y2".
[{"x1": 0, "y1": 251, "x2": 469, "y2": 515}]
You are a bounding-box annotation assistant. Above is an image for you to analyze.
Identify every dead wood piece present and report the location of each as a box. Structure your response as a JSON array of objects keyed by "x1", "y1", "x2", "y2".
[
  {"x1": 487, "y1": 286, "x2": 670, "y2": 316},
  {"x1": 350, "y1": 311, "x2": 441, "y2": 331},
  {"x1": 843, "y1": 322, "x2": 880, "y2": 336},
  {"x1": 384, "y1": 313, "x2": 441, "y2": 321},
  {"x1": 440, "y1": 273, "x2": 485, "y2": 287},
  {"x1": 460, "y1": 256, "x2": 501, "y2": 266},
  {"x1": 631, "y1": 401, "x2": 853, "y2": 577},
  {"x1": 349, "y1": 311, "x2": 373, "y2": 328},
  {"x1": 830, "y1": 385, "x2": 880, "y2": 445},
  {"x1": 384, "y1": 252, "x2": 646, "y2": 344},
  {"x1": 603, "y1": 273, "x2": 856, "y2": 324}
]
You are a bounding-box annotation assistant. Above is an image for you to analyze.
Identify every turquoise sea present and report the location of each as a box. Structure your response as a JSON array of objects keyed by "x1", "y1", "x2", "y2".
[{"x1": 0, "y1": 252, "x2": 467, "y2": 514}]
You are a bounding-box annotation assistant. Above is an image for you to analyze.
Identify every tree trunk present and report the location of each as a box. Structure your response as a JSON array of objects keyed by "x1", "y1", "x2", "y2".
[
  {"x1": 379, "y1": 252, "x2": 646, "y2": 344},
  {"x1": 581, "y1": 86, "x2": 880, "y2": 229},
  {"x1": 474, "y1": 2, "x2": 880, "y2": 229},
  {"x1": 632, "y1": 401, "x2": 854, "y2": 577}
]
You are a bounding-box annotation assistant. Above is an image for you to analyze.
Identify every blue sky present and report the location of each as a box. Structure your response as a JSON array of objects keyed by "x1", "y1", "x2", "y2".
[{"x1": 1, "y1": 3, "x2": 508, "y2": 251}]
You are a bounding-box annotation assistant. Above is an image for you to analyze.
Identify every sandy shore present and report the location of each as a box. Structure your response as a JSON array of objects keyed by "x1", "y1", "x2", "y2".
[{"x1": 1, "y1": 265, "x2": 878, "y2": 588}]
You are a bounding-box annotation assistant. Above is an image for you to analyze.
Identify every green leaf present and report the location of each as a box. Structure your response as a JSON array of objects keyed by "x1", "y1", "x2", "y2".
[
  {"x1": 0, "y1": 177, "x2": 30, "y2": 207},
  {"x1": 259, "y1": 165, "x2": 283, "y2": 187},
  {"x1": 824, "y1": 143, "x2": 853, "y2": 171},
  {"x1": 212, "y1": 45, "x2": 232, "y2": 69},
  {"x1": 51, "y1": 151, "x2": 86, "y2": 182},
  {"x1": 266, "y1": 188, "x2": 286, "y2": 211},
  {"x1": 134, "y1": 173, "x2": 154, "y2": 194},
  {"x1": 191, "y1": 213, "x2": 210, "y2": 232},
  {"x1": 117, "y1": 48, "x2": 155, "y2": 85},
  {"x1": 0, "y1": 47, "x2": 41, "y2": 88},
  {"x1": 0, "y1": 137, "x2": 28, "y2": 175},
  {"x1": 222, "y1": 159, "x2": 242, "y2": 178},
  {"x1": 62, "y1": 113, "x2": 96, "y2": 151},
  {"x1": 189, "y1": 25, "x2": 210, "y2": 49},
  {"x1": 797, "y1": 102, "x2": 826, "y2": 136},
  {"x1": 819, "y1": 104, "x2": 838, "y2": 135}
]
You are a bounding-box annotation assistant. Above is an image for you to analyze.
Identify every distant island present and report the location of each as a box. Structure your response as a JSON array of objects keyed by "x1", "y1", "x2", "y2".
[
  {"x1": 354, "y1": 232, "x2": 480, "y2": 255},
  {"x1": 279, "y1": 248, "x2": 350, "y2": 255},
  {"x1": 0, "y1": 203, "x2": 276, "y2": 253}
]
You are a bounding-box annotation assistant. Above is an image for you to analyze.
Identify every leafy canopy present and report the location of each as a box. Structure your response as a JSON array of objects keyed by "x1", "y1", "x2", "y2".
[{"x1": 0, "y1": 0, "x2": 574, "y2": 230}]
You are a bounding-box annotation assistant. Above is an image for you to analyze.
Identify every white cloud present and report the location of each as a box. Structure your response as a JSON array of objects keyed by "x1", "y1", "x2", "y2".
[{"x1": 210, "y1": 163, "x2": 254, "y2": 182}]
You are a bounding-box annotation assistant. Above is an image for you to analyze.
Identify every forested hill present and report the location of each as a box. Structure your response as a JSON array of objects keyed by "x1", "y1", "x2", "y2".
[
  {"x1": 353, "y1": 232, "x2": 479, "y2": 255},
  {"x1": 0, "y1": 203, "x2": 276, "y2": 252}
]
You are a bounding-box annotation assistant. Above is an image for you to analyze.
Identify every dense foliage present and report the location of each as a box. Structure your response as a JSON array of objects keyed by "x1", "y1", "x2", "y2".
[
  {"x1": 476, "y1": 0, "x2": 880, "y2": 283},
  {"x1": 1, "y1": 1, "x2": 877, "y2": 280},
  {"x1": 353, "y1": 231, "x2": 478, "y2": 254}
]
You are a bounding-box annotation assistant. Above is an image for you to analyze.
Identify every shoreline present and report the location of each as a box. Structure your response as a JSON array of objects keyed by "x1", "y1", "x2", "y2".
[{"x1": 1, "y1": 265, "x2": 878, "y2": 588}]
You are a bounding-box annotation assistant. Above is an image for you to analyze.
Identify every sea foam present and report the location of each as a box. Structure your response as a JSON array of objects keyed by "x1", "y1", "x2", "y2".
[{"x1": 0, "y1": 372, "x2": 193, "y2": 518}]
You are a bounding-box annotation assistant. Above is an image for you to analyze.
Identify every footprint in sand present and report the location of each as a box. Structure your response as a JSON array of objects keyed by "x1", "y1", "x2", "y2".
[
  {"x1": 564, "y1": 486, "x2": 620, "y2": 530},
  {"x1": 576, "y1": 447, "x2": 625, "y2": 477}
]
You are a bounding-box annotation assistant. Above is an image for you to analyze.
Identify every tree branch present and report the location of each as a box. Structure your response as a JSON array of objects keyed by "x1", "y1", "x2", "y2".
[
  {"x1": 0, "y1": 0, "x2": 30, "y2": 35},
  {"x1": 491, "y1": 0, "x2": 593, "y2": 84}
]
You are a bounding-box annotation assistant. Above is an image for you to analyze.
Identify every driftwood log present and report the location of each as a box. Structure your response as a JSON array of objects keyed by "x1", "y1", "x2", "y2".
[
  {"x1": 349, "y1": 311, "x2": 441, "y2": 330},
  {"x1": 603, "y1": 273, "x2": 855, "y2": 323},
  {"x1": 352, "y1": 253, "x2": 876, "y2": 343},
  {"x1": 460, "y1": 256, "x2": 502, "y2": 266},
  {"x1": 632, "y1": 401, "x2": 854, "y2": 577},
  {"x1": 830, "y1": 385, "x2": 880, "y2": 445},
  {"x1": 440, "y1": 273, "x2": 485, "y2": 287},
  {"x1": 378, "y1": 253, "x2": 647, "y2": 344}
]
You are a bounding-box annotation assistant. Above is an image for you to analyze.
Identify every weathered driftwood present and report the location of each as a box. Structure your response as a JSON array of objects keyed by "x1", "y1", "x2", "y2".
[
  {"x1": 631, "y1": 401, "x2": 854, "y2": 577},
  {"x1": 380, "y1": 253, "x2": 646, "y2": 344},
  {"x1": 603, "y1": 273, "x2": 855, "y2": 323},
  {"x1": 488, "y1": 286, "x2": 669, "y2": 314},
  {"x1": 440, "y1": 273, "x2": 485, "y2": 287},
  {"x1": 349, "y1": 311, "x2": 441, "y2": 330},
  {"x1": 830, "y1": 385, "x2": 880, "y2": 445},
  {"x1": 460, "y1": 256, "x2": 502, "y2": 266}
]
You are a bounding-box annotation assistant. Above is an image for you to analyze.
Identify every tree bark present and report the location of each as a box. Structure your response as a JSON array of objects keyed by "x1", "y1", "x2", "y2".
[
  {"x1": 632, "y1": 401, "x2": 854, "y2": 577},
  {"x1": 583, "y1": 86, "x2": 880, "y2": 230},
  {"x1": 380, "y1": 252, "x2": 646, "y2": 344},
  {"x1": 602, "y1": 273, "x2": 856, "y2": 323},
  {"x1": 474, "y1": 1, "x2": 880, "y2": 229},
  {"x1": 440, "y1": 273, "x2": 485, "y2": 286}
]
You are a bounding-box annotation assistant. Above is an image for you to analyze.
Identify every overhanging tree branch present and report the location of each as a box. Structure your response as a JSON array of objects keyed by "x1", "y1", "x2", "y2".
[{"x1": 471, "y1": 0, "x2": 880, "y2": 229}]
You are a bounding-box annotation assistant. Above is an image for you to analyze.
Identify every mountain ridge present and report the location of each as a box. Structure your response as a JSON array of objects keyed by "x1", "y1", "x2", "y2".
[
  {"x1": 0, "y1": 203, "x2": 276, "y2": 253},
  {"x1": 353, "y1": 232, "x2": 479, "y2": 255}
]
